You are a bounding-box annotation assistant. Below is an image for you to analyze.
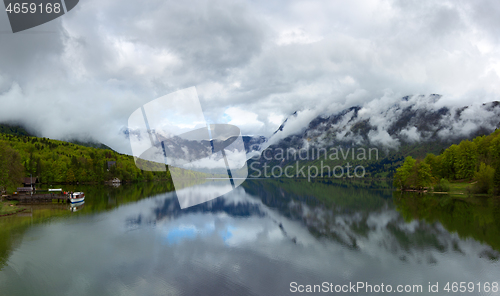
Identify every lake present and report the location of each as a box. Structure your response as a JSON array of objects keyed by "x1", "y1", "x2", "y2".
[{"x1": 1, "y1": 180, "x2": 499, "y2": 295}]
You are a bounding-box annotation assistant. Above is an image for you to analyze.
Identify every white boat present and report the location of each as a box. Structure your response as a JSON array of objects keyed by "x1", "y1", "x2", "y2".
[{"x1": 68, "y1": 192, "x2": 85, "y2": 203}]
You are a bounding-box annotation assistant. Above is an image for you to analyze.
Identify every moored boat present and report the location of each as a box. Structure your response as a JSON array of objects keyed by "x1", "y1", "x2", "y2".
[{"x1": 68, "y1": 192, "x2": 85, "y2": 203}]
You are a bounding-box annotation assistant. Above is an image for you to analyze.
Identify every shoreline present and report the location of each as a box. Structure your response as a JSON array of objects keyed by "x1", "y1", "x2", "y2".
[
  {"x1": 0, "y1": 201, "x2": 27, "y2": 217},
  {"x1": 397, "y1": 189, "x2": 498, "y2": 198}
]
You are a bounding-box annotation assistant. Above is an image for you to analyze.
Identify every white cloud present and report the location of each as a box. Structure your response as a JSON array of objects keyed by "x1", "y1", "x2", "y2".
[
  {"x1": 268, "y1": 112, "x2": 284, "y2": 126},
  {"x1": 224, "y1": 107, "x2": 264, "y2": 132},
  {"x1": 276, "y1": 28, "x2": 323, "y2": 45},
  {"x1": 264, "y1": 109, "x2": 319, "y2": 148},
  {"x1": 400, "y1": 126, "x2": 421, "y2": 142},
  {"x1": 368, "y1": 128, "x2": 400, "y2": 148}
]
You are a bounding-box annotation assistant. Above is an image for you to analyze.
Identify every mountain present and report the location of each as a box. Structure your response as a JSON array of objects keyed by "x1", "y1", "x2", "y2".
[
  {"x1": 0, "y1": 123, "x2": 113, "y2": 151},
  {"x1": 0, "y1": 123, "x2": 34, "y2": 137},
  {"x1": 122, "y1": 126, "x2": 267, "y2": 155},
  {"x1": 267, "y1": 95, "x2": 500, "y2": 152},
  {"x1": 62, "y1": 138, "x2": 113, "y2": 151},
  {"x1": 242, "y1": 136, "x2": 267, "y2": 153},
  {"x1": 251, "y1": 95, "x2": 500, "y2": 178}
]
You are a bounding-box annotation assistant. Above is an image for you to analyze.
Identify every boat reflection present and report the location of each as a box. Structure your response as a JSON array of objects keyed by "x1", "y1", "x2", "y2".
[{"x1": 69, "y1": 201, "x2": 85, "y2": 212}]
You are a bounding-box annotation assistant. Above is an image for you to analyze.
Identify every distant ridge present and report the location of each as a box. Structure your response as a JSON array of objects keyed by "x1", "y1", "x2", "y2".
[
  {"x1": 62, "y1": 138, "x2": 113, "y2": 151},
  {"x1": 0, "y1": 123, "x2": 113, "y2": 151},
  {"x1": 0, "y1": 123, "x2": 34, "y2": 137}
]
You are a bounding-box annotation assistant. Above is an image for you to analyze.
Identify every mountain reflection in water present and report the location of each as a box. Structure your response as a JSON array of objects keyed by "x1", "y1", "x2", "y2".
[{"x1": 0, "y1": 180, "x2": 499, "y2": 296}]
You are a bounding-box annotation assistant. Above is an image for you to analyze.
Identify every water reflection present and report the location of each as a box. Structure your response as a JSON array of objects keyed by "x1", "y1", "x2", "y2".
[
  {"x1": 69, "y1": 201, "x2": 85, "y2": 212},
  {"x1": 0, "y1": 180, "x2": 499, "y2": 296},
  {"x1": 394, "y1": 191, "x2": 500, "y2": 257}
]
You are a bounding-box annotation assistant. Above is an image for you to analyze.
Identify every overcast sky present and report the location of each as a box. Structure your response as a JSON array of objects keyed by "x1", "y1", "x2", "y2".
[{"x1": 0, "y1": 0, "x2": 499, "y2": 153}]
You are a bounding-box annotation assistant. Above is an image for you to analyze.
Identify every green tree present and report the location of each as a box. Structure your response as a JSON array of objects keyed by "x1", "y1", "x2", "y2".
[
  {"x1": 441, "y1": 144, "x2": 458, "y2": 180},
  {"x1": 434, "y1": 178, "x2": 450, "y2": 192},
  {"x1": 473, "y1": 163, "x2": 495, "y2": 194},
  {"x1": 455, "y1": 140, "x2": 477, "y2": 180},
  {"x1": 415, "y1": 161, "x2": 433, "y2": 189},
  {"x1": 393, "y1": 156, "x2": 416, "y2": 189},
  {"x1": 0, "y1": 142, "x2": 25, "y2": 192},
  {"x1": 424, "y1": 153, "x2": 441, "y2": 179},
  {"x1": 493, "y1": 163, "x2": 500, "y2": 195},
  {"x1": 489, "y1": 135, "x2": 500, "y2": 163},
  {"x1": 66, "y1": 168, "x2": 76, "y2": 184}
]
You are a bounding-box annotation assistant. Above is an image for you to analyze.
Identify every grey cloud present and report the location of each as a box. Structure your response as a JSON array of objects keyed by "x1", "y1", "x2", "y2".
[
  {"x1": 0, "y1": 0, "x2": 268, "y2": 153},
  {"x1": 0, "y1": 0, "x2": 500, "y2": 153}
]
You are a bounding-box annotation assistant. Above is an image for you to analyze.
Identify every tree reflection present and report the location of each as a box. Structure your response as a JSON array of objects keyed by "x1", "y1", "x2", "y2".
[{"x1": 394, "y1": 191, "x2": 500, "y2": 255}]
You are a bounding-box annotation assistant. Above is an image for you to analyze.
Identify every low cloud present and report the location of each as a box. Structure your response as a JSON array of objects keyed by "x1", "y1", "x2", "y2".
[
  {"x1": 400, "y1": 127, "x2": 421, "y2": 142},
  {"x1": 268, "y1": 94, "x2": 500, "y2": 149}
]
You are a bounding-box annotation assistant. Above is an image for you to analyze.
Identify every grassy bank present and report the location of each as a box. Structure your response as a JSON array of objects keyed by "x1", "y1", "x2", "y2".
[
  {"x1": 0, "y1": 200, "x2": 25, "y2": 217},
  {"x1": 447, "y1": 182, "x2": 470, "y2": 195}
]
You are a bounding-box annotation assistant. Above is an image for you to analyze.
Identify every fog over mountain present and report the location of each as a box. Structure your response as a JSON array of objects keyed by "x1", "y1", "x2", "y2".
[
  {"x1": 1, "y1": 0, "x2": 500, "y2": 154},
  {"x1": 264, "y1": 95, "x2": 500, "y2": 152}
]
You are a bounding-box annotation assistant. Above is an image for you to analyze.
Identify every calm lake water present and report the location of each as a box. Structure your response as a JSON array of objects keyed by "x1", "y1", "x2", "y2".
[{"x1": 1, "y1": 180, "x2": 499, "y2": 295}]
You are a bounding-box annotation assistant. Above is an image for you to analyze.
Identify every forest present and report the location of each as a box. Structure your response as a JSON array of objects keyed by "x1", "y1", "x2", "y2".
[
  {"x1": 393, "y1": 128, "x2": 500, "y2": 195},
  {"x1": 0, "y1": 132, "x2": 206, "y2": 192}
]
